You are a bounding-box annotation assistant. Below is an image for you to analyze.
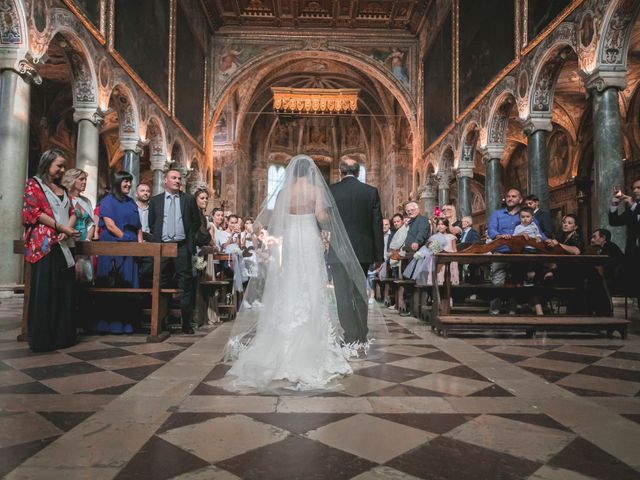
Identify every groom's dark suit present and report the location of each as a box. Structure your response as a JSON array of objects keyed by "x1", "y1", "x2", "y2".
[{"x1": 329, "y1": 175, "x2": 384, "y2": 344}]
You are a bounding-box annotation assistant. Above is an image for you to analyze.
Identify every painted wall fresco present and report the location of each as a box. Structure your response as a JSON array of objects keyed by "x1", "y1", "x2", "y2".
[
  {"x1": 71, "y1": 0, "x2": 101, "y2": 30},
  {"x1": 528, "y1": 0, "x2": 571, "y2": 42},
  {"x1": 175, "y1": 4, "x2": 205, "y2": 141},
  {"x1": 114, "y1": 0, "x2": 170, "y2": 103},
  {"x1": 352, "y1": 46, "x2": 412, "y2": 88},
  {"x1": 424, "y1": 12, "x2": 453, "y2": 145},
  {"x1": 459, "y1": 0, "x2": 515, "y2": 112}
]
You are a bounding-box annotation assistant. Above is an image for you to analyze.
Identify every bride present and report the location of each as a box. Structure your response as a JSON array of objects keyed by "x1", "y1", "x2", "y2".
[{"x1": 225, "y1": 155, "x2": 371, "y2": 391}]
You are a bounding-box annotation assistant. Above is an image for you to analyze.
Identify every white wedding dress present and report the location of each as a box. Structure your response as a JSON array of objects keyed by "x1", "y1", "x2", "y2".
[{"x1": 226, "y1": 212, "x2": 352, "y2": 390}]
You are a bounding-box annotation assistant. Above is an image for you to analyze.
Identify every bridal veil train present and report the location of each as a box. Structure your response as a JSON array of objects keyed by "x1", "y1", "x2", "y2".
[{"x1": 224, "y1": 154, "x2": 379, "y2": 391}]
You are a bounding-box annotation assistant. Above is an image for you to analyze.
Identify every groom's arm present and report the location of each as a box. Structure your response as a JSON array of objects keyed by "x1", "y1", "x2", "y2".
[{"x1": 371, "y1": 189, "x2": 384, "y2": 263}]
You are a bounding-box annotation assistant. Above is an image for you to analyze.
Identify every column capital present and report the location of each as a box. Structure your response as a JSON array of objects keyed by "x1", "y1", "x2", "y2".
[
  {"x1": 2, "y1": 60, "x2": 43, "y2": 85},
  {"x1": 479, "y1": 145, "x2": 504, "y2": 162},
  {"x1": 522, "y1": 116, "x2": 552, "y2": 135},
  {"x1": 418, "y1": 174, "x2": 438, "y2": 200},
  {"x1": 456, "y1": 164, "x2": 474, "y2": 179},
  {"x1": 73, "y1": 109, "x2": 104, "y2": 126},
  {"x1": 436, "y1": 170, "x2": 452, "y2": 189},
  {"x1": 583, "y1": 69, "x2": 627, "y2": 94},
  {"x1": 150, "y1": 154, "x2": 168, "y2": 172},
  {"x1": 120, "y1": 138, "x2": 145, "y2": 154}
]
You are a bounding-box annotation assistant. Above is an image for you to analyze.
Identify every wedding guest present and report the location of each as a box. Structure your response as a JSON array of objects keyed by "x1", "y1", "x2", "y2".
[
  {"x1": 525, "y1": 194, "x2": 555, "y2": 239},
  {"x1": 385, "y1": 214, "x2": 408, "y2": 280},
  {"x1": 591, "y1": 228, "x2": 624, "y2": 294},
  {"x1": 148, "y1": 168, "x2": 201, "y2": 334},
  {"x1": 404, "y1": 202, "x2": 429, "y2": 252},
  {"x1": 405, "y1": 218, "x2": 459, "y2": 287},
  {"x1": 212, "y1": 207, "x2": 227, "y2": 249},
  {"x1": 609, "y1": 178, "x2": 640, "y2": 302},
  {"x1": 192, "y1": 186, "x2": 213, "y2": 248},
  {"x1": 22, "y1": 149, "x2": 79, "y2": 351},
  {"x1": 135, "y1": 183, "x2": 151, "y2": 236},
  {"x1": 458, "y1": 216, "x2": 481, "y2": 246},
  {"x1": 62, "y1": 168, "x2": 94, "y2": 241},
  {"x1": 443, "y1": 204, "x2": 462, "y2": 238}
]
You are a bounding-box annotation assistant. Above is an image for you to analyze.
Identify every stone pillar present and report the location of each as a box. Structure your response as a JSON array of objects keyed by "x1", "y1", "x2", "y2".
[
  {"x1": 419, "y1": 174, "x2": 438, "y2": 218},
  {"x1": 437, "y1": 171, "x2": 451, "y2": 206},
  {"x1": 150, "y1": 153, "x2": 167, "y2": 196},
  {"x1": 0, "y1": 67, "x2": 37, "y2": 287},
  {"x1": 587, "y1": 72, "x2": 627, "y2": 250},
  {"x1": 481, "y1": 145, "x2": 504, "y2": 219},
  {"x1": 524, "y1": 117, "x2": 552, "y2": 212},
  {"x1": 74, "y1": 110, "x2": 103, "y2": 207},
  {"x1": 457, "y1": 165, "x2": 474, "y2": 218},
  {"x1": 121, "y1": 139, "x2": 143, "y2": 198}
]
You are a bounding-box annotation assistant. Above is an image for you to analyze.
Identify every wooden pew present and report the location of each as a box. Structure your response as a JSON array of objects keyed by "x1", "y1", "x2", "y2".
[
  {"x1": 14, "y1": 240, "x2": 178, "y2": 343},
  {"x1": 431, "y1": 251, "x2": 630, "y2": 338},
  {"x1": 195, "y1": 247, "x2": 236, "y2": 324}
]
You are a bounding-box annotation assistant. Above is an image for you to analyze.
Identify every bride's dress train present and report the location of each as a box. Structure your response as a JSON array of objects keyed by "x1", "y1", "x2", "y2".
[{"x1": 226, "y1": 213, "x2": 352, "y2": 390}]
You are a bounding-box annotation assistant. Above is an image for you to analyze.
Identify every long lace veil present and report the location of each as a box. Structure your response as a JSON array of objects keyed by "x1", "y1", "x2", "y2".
[{"x1": 225, "y1": 154, "x2": 383, "y2": 362}]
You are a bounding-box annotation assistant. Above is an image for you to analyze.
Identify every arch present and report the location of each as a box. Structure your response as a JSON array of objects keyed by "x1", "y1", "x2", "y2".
[
  {"x1": 107, "y1": 81, "x2": 141, "y2": 143},
  {"x1": 596, "y1": 0, "x2": 640, "y2": 71},
  {"x1": 457, "y1": 110, "x2": 481, "y2": 168},
  {"x1": 527, "y1": 26, "x2": 577, "y2": 117},
  {"x1": 484, "y1": 90, "x2": 517, "y2": 150},
  {"x1": 0, "y1": 0, "x2": 29, "y2": 69},
  {"x1": 208, "y1": 48, "x2": 419, "y2": 159},
  {"x1": 146, "y1": 115, "x2": 168, "y2": 166},
  {"x1": 170, "y1": 138, "x2": 186, "y2": 167},
  {"x1": 38, "y1": 8, "x2": 99, "y2": 109}
]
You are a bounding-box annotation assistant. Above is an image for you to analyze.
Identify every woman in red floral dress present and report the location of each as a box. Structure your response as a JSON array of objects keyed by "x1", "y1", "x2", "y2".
[{"x1": 23, "y1": 149, "x2": 80, "y2": 352}]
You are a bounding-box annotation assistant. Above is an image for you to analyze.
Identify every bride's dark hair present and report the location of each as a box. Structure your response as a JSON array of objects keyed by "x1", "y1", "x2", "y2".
[{"x1": 292, "y1": 157, "x2": 312, "y2": 178}]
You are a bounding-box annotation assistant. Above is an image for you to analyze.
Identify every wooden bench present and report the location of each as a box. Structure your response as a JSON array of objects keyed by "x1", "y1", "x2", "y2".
[
  {"x1": 432, "y1": 252, "x2": 630, "y2": 338},
  {"x1": 195, "y1": 247, "x2": 236, "y2": 324},
  {"x1": 14, "y1": 240, "x2": 178, "y2": 343}
]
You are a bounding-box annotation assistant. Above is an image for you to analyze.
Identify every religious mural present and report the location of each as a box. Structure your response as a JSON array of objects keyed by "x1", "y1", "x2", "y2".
[
  {"x1": 528, "y1": 0, "x2": 572, "y2": 42},
  {"x1": 459, "y1": 0, "x2": 515, "y2": 112},
  {"x1": 352, "y1": 46, "x2": 412, "y2": 88},
  {"x1": 504, "y1": 143, "x2": 527, "y2": 193},
  {"x1": 114, "y1": 0, "x2": 170, "y2": 103},
  {"x1": 342, "y1": 118, "x2": 362, "y2": 150},
  {"x1": 175, "y1": 4, "x2": 205, "y2": 141},
  {"x1": 424, "y1": 12, "x2": 453, "y2": 145},
  {"x1": 0, "y1": 0, "x2": 22, "y2": 44},
  {"x1": 547, "y1": 130, "x2": 571, "y2": 187}
]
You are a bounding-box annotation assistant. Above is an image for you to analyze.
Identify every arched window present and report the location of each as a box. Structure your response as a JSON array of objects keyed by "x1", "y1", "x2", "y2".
[
  {"x1": 267, "y1": 164, "x2": 286, "y2": 209},
  {"x1": 358, "y1": 164, "x2": 366, "y2": 183}
]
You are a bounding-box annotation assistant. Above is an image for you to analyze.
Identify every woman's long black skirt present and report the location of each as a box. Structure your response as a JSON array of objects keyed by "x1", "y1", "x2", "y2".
[{"x1": 28, "y1": 244, "x2": 76, "y2": 352}]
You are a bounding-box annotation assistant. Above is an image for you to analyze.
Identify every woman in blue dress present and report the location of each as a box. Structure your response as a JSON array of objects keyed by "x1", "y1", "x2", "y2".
[{"x1": 96, "y1": 171, "x2": 141, "y2": 288}]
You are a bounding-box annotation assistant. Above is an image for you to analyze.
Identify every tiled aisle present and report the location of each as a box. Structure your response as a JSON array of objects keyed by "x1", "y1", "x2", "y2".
[{"x1": 1, "y1": 297, "x2": 640, "y2": 479}]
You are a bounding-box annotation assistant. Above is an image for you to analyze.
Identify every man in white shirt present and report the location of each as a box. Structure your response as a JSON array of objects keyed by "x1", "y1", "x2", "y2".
[{"x1": 135, "y1": 183, "x2": 151, "y2": 235}]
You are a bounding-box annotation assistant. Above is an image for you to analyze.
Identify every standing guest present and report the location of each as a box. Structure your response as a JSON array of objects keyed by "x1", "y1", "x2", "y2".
[
  {"x1": 22, "y1": 149, "x2": 79, "y2": 352},
  {"x1": 96, "y1": 171, "x2": 142, "y2": 289},
  {"x1": 458, "y1": 216, "x2": 481, "y2": 246},
  {"x1": 487, "y1": 188, "x2": 524, "y2": 314},
  {"x1": 591, "y1": 228, "x2": 625, "y2": 295},
  {"x1": 135, "y1": 183, "x2": 153, "y2": 286},
  {"x1": 211, "y1": 207, "x2": 226, "y2": 247},
  {"x1": 192, "y1": 186, "x2": 213, "y2": 248},
  {"x1": 62, "y1": 168, "x2": 95, "y2": 241},
  {"x1": 382, "y1": 218, "x2": 391, "y2": 249},
  {"x1": 135, "y1": 183, "x2": 151, "y2": 236},
  {"x1": 525, "y1": 194, "x2": 555, "y2": 239},
  {"x1": 404, "y1": 202, "x2": 430, "y2": 252},
  {"x1": 148, "y1": 169, "x2": 201, "y2": 334},
  {"x1": 443, "y1": 204, "x2": 462, "y2": 238},
  {"x1": 609, "y1": 178, "x2": 640, "y2": 302}
]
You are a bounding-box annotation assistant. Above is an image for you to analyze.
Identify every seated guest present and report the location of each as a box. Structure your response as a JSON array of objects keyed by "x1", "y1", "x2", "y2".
[
  {"x1": 487, "y1": 188, "x2": 523, "y2": 314},
  {"x1": 96, "y1": 171, "x2": 142, "y2": 334},
  {"x1": 609, "y1": 178, "x2": 640, "y2": 303},
  {"x1": 23, "y1": 149, "x2": 79, "y2": 351},
  {"x1": 524, "y1": 194, "x2": 555, "y2": 239},
  {"x1": 590, "y1": 228, "x2": 624, "y2": 294},
  {"x1": 381, "y1": 214, "x2": 405, "y2": 280},
  {"x1": 404, "y1": 202, "x2": 430, "y2": 252}
]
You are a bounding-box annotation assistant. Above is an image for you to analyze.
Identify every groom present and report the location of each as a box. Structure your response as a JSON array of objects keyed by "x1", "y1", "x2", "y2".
[{"x1": 329, "y1": 159, "x2": 384, "y2": 352}]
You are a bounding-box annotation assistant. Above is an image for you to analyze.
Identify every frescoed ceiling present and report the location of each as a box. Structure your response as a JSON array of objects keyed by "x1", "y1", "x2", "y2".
[{"x1": 203, "y1": 0, "x2": 431, "y2": 33}]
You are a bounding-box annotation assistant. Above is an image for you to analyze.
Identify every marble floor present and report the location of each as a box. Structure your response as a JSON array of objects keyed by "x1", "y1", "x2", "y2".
[{"x1": 1, "y1": 297, "x2": 639, "y2": 479}]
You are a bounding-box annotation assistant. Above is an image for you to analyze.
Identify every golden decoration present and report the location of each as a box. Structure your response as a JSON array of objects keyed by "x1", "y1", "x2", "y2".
[{"x1": 271, "y1": 87, "x2": 359, "y2": 114}]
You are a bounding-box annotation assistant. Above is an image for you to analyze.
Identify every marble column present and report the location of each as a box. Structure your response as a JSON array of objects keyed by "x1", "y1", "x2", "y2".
[
  {"x1": 482, "y1": 146, "x2": 504, "y2": 219},
  {"x1": 524, "y1": 117, "x2": 552, "y2": 212},
  {"x1": 420, "y1": 174, "x2": 438, "y2": 218},
  {"x1": 437, "y1": 171, "x2": 451, "y2": 207},
  {"x1": 457, "y1": 165, "x2": 474, "y2": 218},
  {"x1": 121, "y1": 140, "x2": 142, "y2": 198},
  {"x1": 589, "y1": 74, "x2": 626, "y2": 250},
  {"x1": 74, "y1": 110, "x2": 103, "y2": 207},
  {"x1": 150, "y1": 154, "x2": 166, "y2": 196},
  {"x1": 0, "y1": 68, "x2": 35, "y2": 287}
]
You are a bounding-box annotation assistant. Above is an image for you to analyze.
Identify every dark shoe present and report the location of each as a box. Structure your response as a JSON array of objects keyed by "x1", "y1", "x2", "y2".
[{"x1": 182, "y1": 325, "x2": 195, "y2": 334}]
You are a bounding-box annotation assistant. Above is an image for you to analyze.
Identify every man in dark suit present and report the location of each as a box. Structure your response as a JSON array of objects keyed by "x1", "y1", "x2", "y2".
[
  {"x1": 148, "y1": 169, "x2": 201, "y2": 334},
  {"x1": 458, "y1": 215, "x2": 481, "y2": 247},
  {"x1": 525, "y1": 194, "x2": 555, "y2": 239},
  {"x1": 403, "y1": 202, "x2": 430, "y2": 252},
  {"x1": 590, "y1": 228, "x2": 624, "y2": 294},
  {"x1": 329, "y1": 159, "x2": 383, "y2": 351},
  {"x1": 609, "y1": 178, "x2": 640, "y2": 301}
]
